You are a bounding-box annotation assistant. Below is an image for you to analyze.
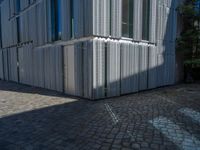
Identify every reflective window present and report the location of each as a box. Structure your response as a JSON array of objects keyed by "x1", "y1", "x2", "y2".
[
  {"x1": 16, "y1": 17, "x2": 21, "y2": 43},
  {"x1": 122, "y1": 0, "x2": 133, "y2": 38},
  {"x1": 142, "y1": 0, "x2": 150, "y2": 41},
  {"x1": 15, "y1": 0, "x2": 20, "y2": 14},
  {"x1": 70, "y1": 0, "x2": 74, "y2": 38},
  {"x1": 51, "y1": 0, "x2": 61, "y2": 41}
]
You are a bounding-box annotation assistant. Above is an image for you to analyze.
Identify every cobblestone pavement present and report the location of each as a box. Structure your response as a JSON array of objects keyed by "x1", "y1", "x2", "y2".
[{"x1": 0, "y1": 80, "x2": 200, "y2": 150}]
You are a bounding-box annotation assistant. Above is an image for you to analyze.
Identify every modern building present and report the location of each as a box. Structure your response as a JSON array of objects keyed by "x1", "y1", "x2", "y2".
[{"x1": 0, "y1": 0, "x2": 180, "y2": 99}]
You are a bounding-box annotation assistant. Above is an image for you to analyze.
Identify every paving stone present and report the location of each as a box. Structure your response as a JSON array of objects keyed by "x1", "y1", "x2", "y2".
[
  {"x1": 0, "y1": 81, "x2": 200, "y2": 150},
  {"x1": 131, "y1": 143, "x2": 140, "y2": 149}
]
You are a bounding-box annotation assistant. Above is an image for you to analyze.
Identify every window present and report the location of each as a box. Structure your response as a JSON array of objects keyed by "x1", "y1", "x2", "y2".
[
  {"x1": 51, "y1": 0, "x2": 61, "y2": 41},
  {"x1": 15, "y1": 0, "x2": 20, "y2": 14},
  {"x1": 142, "y1": 0, "x2": 150, "y2": 41},
  {"x1": 122, "y1": 0, "x2": 133, "y2": 38},
  {"x1": 70, "y1": 0, "x2": 74, "y2": 38},
  {"x1": 16, "y1": 17, "x2": 21, "y2": 43}
]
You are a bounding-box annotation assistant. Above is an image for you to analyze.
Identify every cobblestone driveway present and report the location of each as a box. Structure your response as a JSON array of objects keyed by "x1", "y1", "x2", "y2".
[{"x1": 0, "y1": 80, "x2": 200, "y2": 150}]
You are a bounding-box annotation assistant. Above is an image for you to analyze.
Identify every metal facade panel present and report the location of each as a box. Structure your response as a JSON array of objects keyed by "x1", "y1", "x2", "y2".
[
  {"x1": 0, "y1": 50, "x2": 4, "y2": 79},
  {"x1": 149, "y1": 0, "x2": 157, "y2": 43},
  {"x1": 74, "y1": 43, "x2": 84, "y2": 97},
  {"x1": 19, "y1": 13, "x2": 30, "y2": 44},
  {"x1": 2, "y1": 49, "x2": 9, "y2": 80},
  {"x1": 20, "y1": 0, "x2": 29, "y2": 10},
  {"x1": 64, "y1": 42, "x2": 94, "y2": 98},
  {"x1": 64, "y1": 43, "x2": 83, "y2": 97},
  {"x1": 30, "y1": 0, "x2": 35, "y2": 4},
  {"x1": 64, "y1": 45, "x2": 76, "y2": 96},
  {"x1": 106, "y1": 40, "x2": 120, "y2": 97},
  {"x1": 0, "y1": 0, "x2": 179, "y2": 99},
  {"x1": 133, "y1": 0, "x2": 142, "y2": 40},
  {"x1": 163, "y1": 54, "x2": 176, "y2": 85},
  {"x1": 61, "y1": 0, "x2": 71, "y2": 41},
  {"x1": 93, "y1": 0, "x2": 110, "y2": 37},
  {"x1": 8, "y1": 47, "x2": 18, "y2": 82},
  {"x1": 164, "y1": 54, "x2": 171, "y2": 85},
  {"x1": 20, "y1": 45, "x2": 63, "y2": 92},
  {"x1": 157, "y1": 4, "x2": 165, "y2": 41},
  {"x1": 129, "y1": 43, "x2": 140, "y2": 93},
  {"x1": 44, "y1": 47, "x2": 51, "y2": 89},
  {"x1": 46, "y1": 0, "x2": 52, "y2": 43},
  {"x1": 92, "y1": 38, "x2": 106, "y2": 99},
  {"x1": 37, "y1": 0, "x2": 46, "y2": 46},
  {"x1": 157, "y1": 53, "x2": 165, "y2": 87},
  {"x1": 84, "y1": 0, "x2": 93, "y2": 36},
  {"x1": 18, "y1": 44, "x2": 33, "y2": 85},
  {"x1": 26, "y1": 44, "x2": 33, "y2": 85},
  {"x1": 9, "y1": 0, "x2": 15, "y2": 18},
  {"x1": 11, "y1": 19, "x2": 18, "y2": 45},
  {"x1": 32, "y1": 47, "x2": 45, "y2": 88},
  {"x1": 18, "y1": 47, "x2": 25, "y2": 84},
  {"x1": 55, "y1": 46, "x2": 64, "y2": 92},
  {"x1": 121, "y1": 42, "x2": 131, "y2": 94},
  {"x1": 110, "y1": 0, "x2": 122, "y2": 38},
  {"x1": 121, "y1": 41, "x2": 139, "y2": 94},
  {"x1": 29, "y1": 6, "x2": 38, "y2": 46},
  {"x1": 148, "y1": 45, "x2": 157, "y2": 89},
  {"x1": 139, "y1": 44, "x2": 148, "y2": 91},
  {"x1": 82, "y1": 40, "x2": 93, "y2": 99},
  {"x1": 74, "y1": 0, "x2": 84, "y2": 38},
  {"x1": 1, "y1": 0, "x2": 11, "y2": 48},
  {"x1": 156, "y1": 0, "x2": 177, "y2": 87},
  {"x1": 43, "y1": 46, "x2": 63, "y2": 91},
  {"x1": 169, "y1": 54, "x2": 176, "y2": 85}
]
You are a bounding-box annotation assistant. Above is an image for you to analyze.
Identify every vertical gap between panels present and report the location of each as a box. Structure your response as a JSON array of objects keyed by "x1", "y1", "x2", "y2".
[
  {"x1": 81, "y1": 42, "x2": 84, "y2": 97},
  {"x1": 61, "y1": 45, "x2": 65, "y2": 92},
  {"x1": 147, "y1": 46, "x2": 150, "y2": 89},
  {"x1": 119, "y1": 43, "x2": 122, "y2": 96},
  {"x1": 2, "y1": 50, "x2": 5, "y2": 80},
  {"x1": 17, "y1": 47, "x2": 20, "y2": 83},
  {"x1": 104, "y1": 42, "x2": 108, "y2": 97},
  {"x1": 119, "y1": 43, "x2": 122, "y2": 95},
  {"x1": 7, "y1": 49, "x2": 10, "y2": 80}
]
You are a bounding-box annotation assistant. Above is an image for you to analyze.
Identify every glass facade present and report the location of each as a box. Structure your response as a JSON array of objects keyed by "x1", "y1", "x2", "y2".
[
  {"x1": 51, "y1": 0, "x2": 61, "y2": 41},
  {"x1": 70, "y1": 0, "x2": 74, "y2": 38},
  {"x1": 122, "y1": 0, "x2": 133, "y2": 38},
  {"x1": 16, "y1": 17, "x2": 20, "y2": 43},
  {"x1": 142, "y1": 0, "x2": 150, "y2": 41},
  {"x1": 15, "y1": 0, "x2": 20, "y2": 14}
]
